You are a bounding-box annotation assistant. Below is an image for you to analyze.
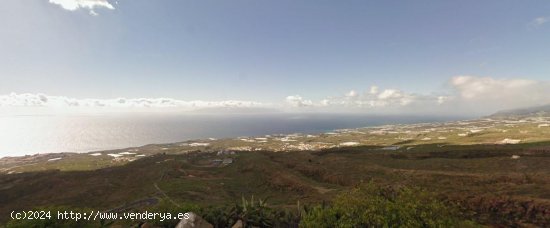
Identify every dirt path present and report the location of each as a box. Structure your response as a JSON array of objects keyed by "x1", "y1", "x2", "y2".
[{"x1": 154, "y1": 182, "x2": 181, "y2": 207}]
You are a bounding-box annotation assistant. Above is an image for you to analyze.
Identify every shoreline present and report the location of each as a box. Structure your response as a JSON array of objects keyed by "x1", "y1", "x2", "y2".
[
  {"x1": 3, "y1": 115, "x2": 549, "y2": 174},
  {"x1": 0, "y1": 113, "x2": 472, "y2": 158}
]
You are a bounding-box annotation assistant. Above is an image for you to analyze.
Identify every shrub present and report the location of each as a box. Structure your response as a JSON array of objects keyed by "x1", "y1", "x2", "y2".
[
  {"x1": 300, "y1": 183, "x2": 463, "y2": 228},
  {"x1": 200, "y1": 196, "x2": 301, "y2": 227}
]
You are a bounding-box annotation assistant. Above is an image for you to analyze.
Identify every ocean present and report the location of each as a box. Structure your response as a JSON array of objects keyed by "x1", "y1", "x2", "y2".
[{"x1": 0, "y1": 113, "x2": 465, "y2": 157}]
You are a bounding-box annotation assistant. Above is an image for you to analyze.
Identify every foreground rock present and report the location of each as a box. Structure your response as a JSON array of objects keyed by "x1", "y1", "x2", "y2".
[
  {"x1": 175, "y1": 212, "x2": 213, "y2": 228},
  {"x1": 231, "y1": 220, "x2": 243, "y2": 228}
]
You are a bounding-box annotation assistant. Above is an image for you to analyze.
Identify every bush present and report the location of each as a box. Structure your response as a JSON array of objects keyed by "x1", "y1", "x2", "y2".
[
  {"x1": 200, "y1": 196, "x2": 301, "y2": 227},
  {"x1": 5, "y1": 185, "x2": 476, "y2": 228},
  {"x1": 300, "y1": 183, "x2": 464, "y2": 228}
]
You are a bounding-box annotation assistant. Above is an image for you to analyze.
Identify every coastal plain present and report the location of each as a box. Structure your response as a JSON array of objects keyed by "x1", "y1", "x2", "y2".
[{"x1": 1, "y1": 116, "x2": 550, "y2": 226}]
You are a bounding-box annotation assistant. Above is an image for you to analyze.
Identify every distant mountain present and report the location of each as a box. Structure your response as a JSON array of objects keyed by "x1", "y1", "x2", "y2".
[{"x1": 490, "y1": 104, "x2": 550, "y2": 118}]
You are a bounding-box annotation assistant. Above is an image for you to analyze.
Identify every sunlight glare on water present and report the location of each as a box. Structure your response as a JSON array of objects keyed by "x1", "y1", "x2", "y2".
[{"x1": 0, "y1": 113, "x2": 462, "y2": 157}]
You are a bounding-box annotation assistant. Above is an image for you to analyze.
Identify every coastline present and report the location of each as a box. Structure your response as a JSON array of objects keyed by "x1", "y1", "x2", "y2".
[
  {"x1": 2, "y1": 115, "x2": 549, "y2": 173},
  {"x1": 0, "y1": 113, "x2": 470, "y2": 158}
]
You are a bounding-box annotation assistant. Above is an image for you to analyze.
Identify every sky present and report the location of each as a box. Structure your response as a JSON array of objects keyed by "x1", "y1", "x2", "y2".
[{"x1": 1, "y1": 0, "x2": 550, "y2": 115}]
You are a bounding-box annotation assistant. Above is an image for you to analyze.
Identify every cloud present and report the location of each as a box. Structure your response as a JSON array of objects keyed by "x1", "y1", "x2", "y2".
[
  {"x1": 451, "y1": 76, "x2": 535, "y2": 99},
  {"x1": 377, "y1": 89, "x2": 401, "y2": 100},
  {"x1": 449, "y1": 75, "x2": 550, "y2": 110},
  {"x1": 285, "y1": 76, "x2": 550, "y2": 115},
  {"x1": 329, "y1": 88, "x2": 433, "y2": 109},
  {"x1": 369, "y1": 86, "x2": 378, "y2": 94},
  {"x1": 529, "y1": 16, "x2": 549, "y2": 28},
  {"x1": 4, "y1": 76, "x2": 550, "y2": 116},
  {"x1": 286, "y1": 87, "x2": 440, "y2": 113},
  {"x1": 345, "y1": 90, "x2": 359, "y2": 98},
  {"x1": 285, "y1": 95, "x2": 313, "y2": 107},
  {"x1": 437, "y1": 96, "x2": 449, "y2": 105},
  {"x1": 49, "y1": 0, "x2": 115, "y2": 15},
  {"x1": 0, "y1": 93, "x2": 267, "y2": 110}
]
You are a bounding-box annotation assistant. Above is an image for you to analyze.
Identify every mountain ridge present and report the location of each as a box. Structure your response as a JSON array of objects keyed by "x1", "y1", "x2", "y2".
[{"x1": 489, "y1": 104, "x2": 550, "y2": 118}]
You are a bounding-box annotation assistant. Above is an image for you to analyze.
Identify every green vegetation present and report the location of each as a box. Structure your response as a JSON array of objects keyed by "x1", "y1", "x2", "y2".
[
  {"x1": 2, "y1": 142, "x2": 550, "y2": 226},
  {"x1": 198, "y1": 196, "x2": 301, "y2": 227},
  {"x1": 300, "y1": 183, "x2": 470, "y2": 228},
  {"x1": 2, "y1": 117, "x2": 550, "y2": 226},
  {"x1": 5, "y1": 184, "x2": 472, "y2": 228}
]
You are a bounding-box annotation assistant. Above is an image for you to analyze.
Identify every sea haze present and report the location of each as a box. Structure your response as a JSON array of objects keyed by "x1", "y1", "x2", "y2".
[{"x1": 0, "y1": 113, "x2": 467, "y2": 157}]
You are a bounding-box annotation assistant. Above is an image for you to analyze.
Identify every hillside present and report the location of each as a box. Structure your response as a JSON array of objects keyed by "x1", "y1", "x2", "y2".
[
  {"x1": 490, "y1": 104, "x2": 550, "y2": 118},
  {"x1": 2, "y1": 117, "x2": 550, "y2": 226},
  {"x1": 2, "y1": 143, "x2": 550, "y2": 226}
]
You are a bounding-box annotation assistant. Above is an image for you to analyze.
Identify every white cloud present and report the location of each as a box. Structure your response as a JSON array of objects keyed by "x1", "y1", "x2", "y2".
[
  {"x1": 284, "y1": 76, "x2": 550, "y2": 115},
  {"x1": 437, "y1": 96, "x2": 449, "y2": 105},
  {"x1": 451, "y1": 76, "x2": 536, "y2": 99},
  {"x1": 529, "y1": 16, "x2": 549, "y2": 28},
  {"x1": 378, "y1": 89, "x2": 401, "y2": 100},
  {"x1": 285, "y1": 95, "x2": 313, "y2": 107},
  {"x1": 449, "y1": 75, "x2": 550, "y2": 111},
  {"x1": 4, "y1": 76, "x2": 550, "y2": 116},
  {"x1": 320, "y1": 99, "x2": 331, "y2": 107},
  {"x1": 49, "y1": 0, "x2": 114, "y2": 15},
  {"x1": 345, "y1": 90, "x2": 359, "y2": 98},
  {"x1": 0, "y1": 93, "x2": 266, "y2": 110},
  {"x1": 369, "y1": 86, "x2": 379, "y2": 94},
  {"x1": 291, "y1": 87, "x2": 433, "y2": 111}
]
